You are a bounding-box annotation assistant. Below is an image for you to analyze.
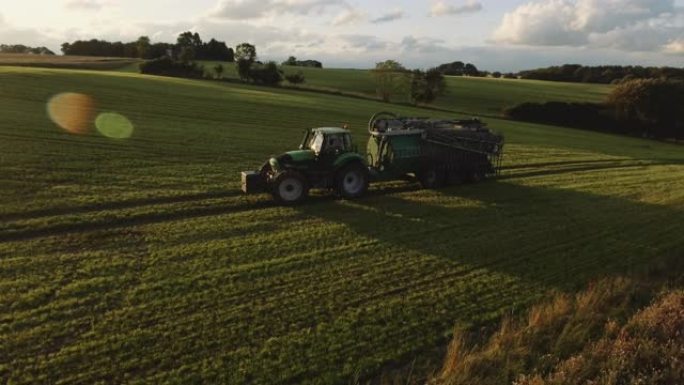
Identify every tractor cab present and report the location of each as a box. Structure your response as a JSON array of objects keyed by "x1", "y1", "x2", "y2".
[{"x1": 300, "y1": 127, "x2": 354, "y2": 155}]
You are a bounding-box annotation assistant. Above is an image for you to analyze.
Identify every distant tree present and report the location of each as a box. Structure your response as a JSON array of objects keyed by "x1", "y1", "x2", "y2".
[
  {"x1": 249, "y1": 61, "x2": 283, "y2": 85},
  {"x1": 436, "y1": 61, "x2": 465, "y2": 76},
  {"x1": 179, "y1": 46, "x2": 195, "y2": 63},
  {"x1": 147, "y1": 42, "x2": 175, "y2": 59},
  {"x1": 283, "y1": 56, "x2": 297, "y2": 66},
  {"x1": 136, "y1": 36, "x2": 151, "y2": 59},
  {"x1": 464, "y1": 63, "x2": 479, "y2": 76},
  {"x1": 0, "y1": 44, "x2": 54, "y2": 55},
  {"x1": 122, "y1": 42, "x2": 137, "y2": 58},
  {"x1": 177, "y1": 32, "x2": 202, "y2": 49},
  {"x1": 372, "y1": 60, "x2": 409, "y2": 102},
  {"x1": 285, "y1": 71, "x2": 306, "y2": 85},
  {"x1": 235, "y1": 43, "x2": 257, "y2": 62},
  {"x1": 409, "y1": 68, "x2": 446, "y2": 105},
  {"x1": 140, "y1": 57, "x2": 204, "y2": 78},
  {"x1": 235, "y1": 43, "x2": 257, "y2": 80},
  {"x1": 492, "y1": 71, "x2": 502, "y2": 78},
  {"x1": 203, "y1": 38, "x2": 234, "y2": 61},
  {"x1": 226, "y1": 47, "x2": 235, "y2": 62},
  {"x1": 214, "y1": 63, "x2": 224, "y2": 79}
]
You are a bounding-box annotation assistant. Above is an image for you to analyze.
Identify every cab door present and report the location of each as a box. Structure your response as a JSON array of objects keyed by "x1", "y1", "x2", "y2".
[{"x1": 315, "y1": 134, "x2": 344, "y2": 171}]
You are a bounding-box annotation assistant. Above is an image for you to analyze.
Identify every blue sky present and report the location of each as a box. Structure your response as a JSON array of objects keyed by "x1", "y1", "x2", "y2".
[{"x1": 0, "y1": 0, "x2": 682, "y2": 70}]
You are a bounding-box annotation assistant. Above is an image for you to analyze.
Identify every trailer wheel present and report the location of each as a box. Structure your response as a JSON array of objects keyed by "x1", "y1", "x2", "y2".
[
  {"x1": 446, "y1": 170, "x2": 464, "y2": 186},
  {"x1": 336, "y1": 163, "x2": 369, "y2": 199},
  {"x1": 467, "y1": 168, "x2": 486, "y2": 183},
  {"x1": 272, "y1": 171, "x2": 309, "y2": 205},
  {"x1": 418, "y1": 166, "x2": 445, "y2": 189}
]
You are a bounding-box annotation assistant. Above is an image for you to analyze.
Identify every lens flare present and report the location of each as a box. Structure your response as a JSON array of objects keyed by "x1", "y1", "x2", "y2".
[
  {"x1": 47, "y1": 93, "x2": 96, "y2": 134},
  {"x1": 95, "y1": 113, "x2": 134, "y2": 139}
]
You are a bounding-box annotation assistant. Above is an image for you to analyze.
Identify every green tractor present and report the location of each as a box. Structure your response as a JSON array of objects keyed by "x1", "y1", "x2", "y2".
[{"x1": 241, "y1": 112, "x2": 504, "y2": 204}]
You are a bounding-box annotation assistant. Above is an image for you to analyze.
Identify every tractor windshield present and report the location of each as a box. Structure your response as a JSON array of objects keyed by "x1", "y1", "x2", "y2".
[{"x1": 309, "y1": 132, "x2": 324, "y2": 153}]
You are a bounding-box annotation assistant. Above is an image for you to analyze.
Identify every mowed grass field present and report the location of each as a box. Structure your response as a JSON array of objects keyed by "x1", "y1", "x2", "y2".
[{"x1": 1, "y1": 66, "x2": 684, "y2": 384}]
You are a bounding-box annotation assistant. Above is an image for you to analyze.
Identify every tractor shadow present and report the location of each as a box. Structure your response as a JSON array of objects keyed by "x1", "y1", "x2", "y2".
[{"x1": 297, "y1": 177, "x2": 684, "y2": 292}]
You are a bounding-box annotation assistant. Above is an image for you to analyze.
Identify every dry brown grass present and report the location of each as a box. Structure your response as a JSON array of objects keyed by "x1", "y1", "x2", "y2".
[
  {"x1": 516, "y1": 291, "x2": 684, "y2": 385},
  {"x1": 432, "y1": 277, "x2": 684, "y2": 385}
]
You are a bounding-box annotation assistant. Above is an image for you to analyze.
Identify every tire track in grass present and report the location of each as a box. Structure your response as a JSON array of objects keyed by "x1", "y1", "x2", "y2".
[{"x1": 0, "y1": 183, "x2": 422, "y2": 242}]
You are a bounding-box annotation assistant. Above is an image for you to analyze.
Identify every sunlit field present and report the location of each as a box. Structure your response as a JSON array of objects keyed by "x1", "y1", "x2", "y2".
[
  {"x1": 199, "y1": 61, "x2": 612, "y2": 116},
  {"x1": 1, "y1": 66, "x2": 683, "y2": 384}
]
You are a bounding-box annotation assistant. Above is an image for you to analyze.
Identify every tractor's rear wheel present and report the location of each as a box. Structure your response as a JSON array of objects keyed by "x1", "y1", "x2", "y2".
[
  {"x1": 336, "y1": 163, "x2": 369, "y2": 199},
  {"x1": 418, "y1": 165, "x2": 445, "y2": 189},
  {"x1": 272, "y1": 171, "x2": 308, "y2": 204}
]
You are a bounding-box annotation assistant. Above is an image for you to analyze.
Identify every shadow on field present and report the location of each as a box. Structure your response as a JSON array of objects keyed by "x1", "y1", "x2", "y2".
[
  {"x1": 3, "y1": 159, "x2": 682, "y2": 244},
  {"x1": 0, "y1": 184, "x2": 419, "y2": 242},
  {"x1": 296, "y1": 173, "x2": 684, "y2": 384},
  {"x1": 500, "y1": 158, "x2": 684, "y2": 180},
  {"x1": 0, "y1": 191, "x2": 243, "y2": 222},
  {"x1": 297, "y1": 179, "x2": 684, "y2": 293}
]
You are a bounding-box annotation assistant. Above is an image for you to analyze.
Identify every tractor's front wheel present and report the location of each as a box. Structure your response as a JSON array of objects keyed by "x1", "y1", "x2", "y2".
[
  {"x1": 272, "y1": 171, "x2": 309, "y2": 205},
  {"x1": 336, "y1": 163, "x2": 369, "y2": 199}
]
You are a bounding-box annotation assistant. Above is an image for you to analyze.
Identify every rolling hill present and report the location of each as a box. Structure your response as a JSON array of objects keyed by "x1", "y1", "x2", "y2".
[
  {"x1": 199, "y1": 62, "x2": 612, "y2": 116},
  {"x1": 1, "y1": 65, "x2": 683, "y2": 384}
]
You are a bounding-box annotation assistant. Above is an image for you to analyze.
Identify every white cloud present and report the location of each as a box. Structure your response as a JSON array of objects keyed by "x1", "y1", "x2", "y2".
[
  {"x1": 493, "y1": 0, "x2": 587, "y2": 46},
  {"x1": 210, "y1": 0, "x2": 346, "y2": 20},
  {"x1": 400, "y1": 36, "x2": 448, "y2": 54},
  {"x1": 64, "y1": 0, "x2": 108, "y2": 11},
  {"x1": 430, "y1": 1, "x2": 483, "y2": 17},
  {"x1": 492, "y1": 0, "x2": 683, "y2": 53},
  {"x1": 371, "y1": 9, "x2": 404, "y2": 24},
  {"x1": 0, "y1": 12, "x2": 61, "y2": 47},
  {"x1": 572, "y1": 0, "x2": 674, "y2": 33},
  {"x1": 664, "y1": 38, "x2": 684, "y2": 54},
  {"x1": 338, "y1": 35, "x2": 390, "y2": 51},
  {"x1": 332, "y1": 8, "x2": 366, "y2": 25}
]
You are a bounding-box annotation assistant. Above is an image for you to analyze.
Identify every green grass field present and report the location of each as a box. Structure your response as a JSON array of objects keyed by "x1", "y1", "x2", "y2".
[
  {"x1": 0, "y1": 53, "x2": 140, "y2": 71},
  {"x1": 1, "y1": 65, "x2": 683, "y2": 384},
  {"x1": 200, "y1": 62, "x2": 611, "y2": 116}
]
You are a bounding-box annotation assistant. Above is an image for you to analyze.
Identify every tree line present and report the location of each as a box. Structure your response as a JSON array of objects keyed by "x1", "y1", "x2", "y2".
[
  {"x1": 434, "y1": 61, "x2": 517, "y2": 79},
  {"x1": 516, "y1": 64, "x2": 684, "y2": 84},
  {"x1": 61, "y1": 32, "x2": 234, "y2": 61},
  {"x1": 504, "y1": 79, "x2": 684, "y2": 141},
  {"x1": 1, "y1": 44, "x2": 55, "y2": 55},
  {"x1": 432, "y1": 61, "x2": 684, "y2": 84},
  {"x1": 282, "y1": 56, "x2": 322, "y2": 68}
]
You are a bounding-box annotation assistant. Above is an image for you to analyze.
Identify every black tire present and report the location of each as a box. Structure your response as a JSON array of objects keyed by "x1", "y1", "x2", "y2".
[
  {"x1": 271, "y1": 171, "x2": 309, "y2": 205},
  {"x1": 467, "y1": 167, "x2": 486, "y2": 183},
  {"x1": 336, "y1": 163, "x2": 369, "y2": 199},
  {"x1": 446, "y1": 170, "x2": 465, "y2": 186},
  {"x1": 417, "y1": 165, "x2": 445, "y2": 189}
]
